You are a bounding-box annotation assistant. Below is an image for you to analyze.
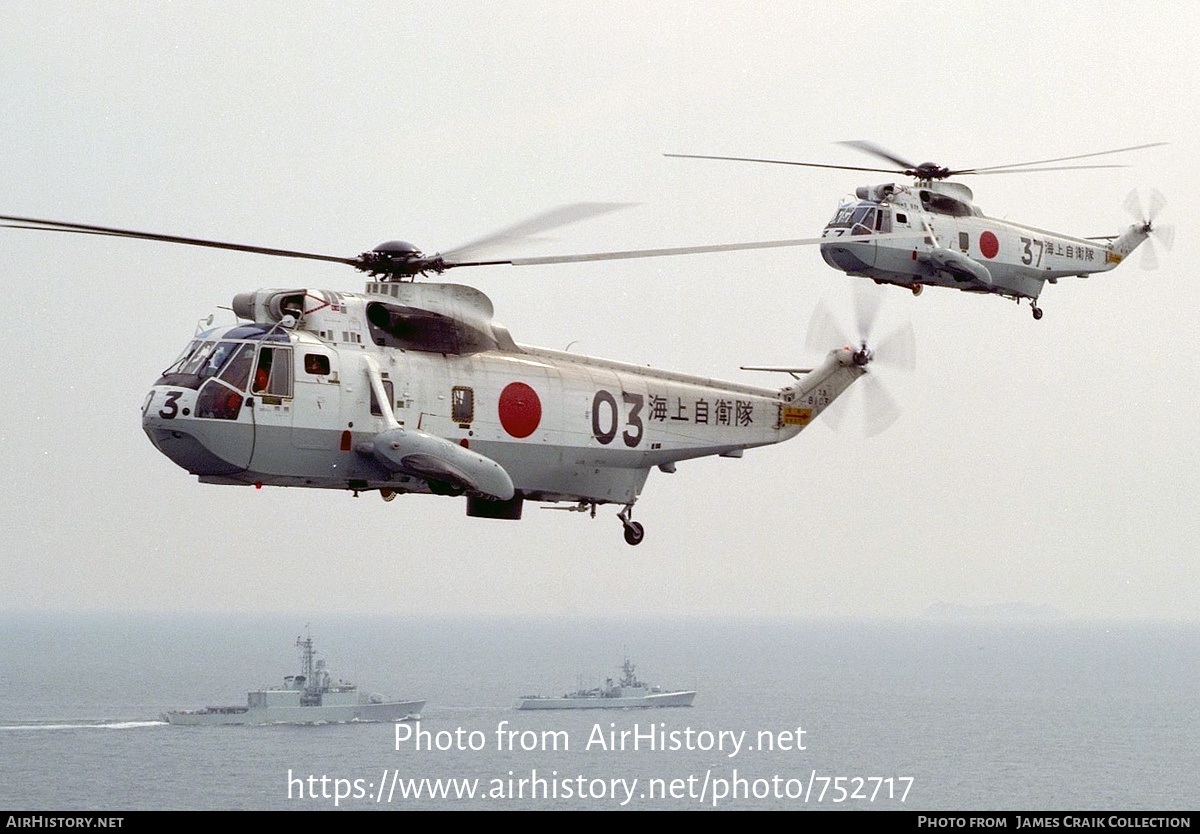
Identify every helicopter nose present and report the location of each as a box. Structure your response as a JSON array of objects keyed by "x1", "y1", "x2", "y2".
[{"x1": 142, "y1": 387, "x2": 249, "y2": 477}]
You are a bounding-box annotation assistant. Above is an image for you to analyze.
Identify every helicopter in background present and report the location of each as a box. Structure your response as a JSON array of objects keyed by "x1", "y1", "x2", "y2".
[
  {"x1": 0, "y1": 207, "x2": 912, "y2": 545},
  {"x1": 668, "y1": 141, "x2": 1172, "y2": 319}
]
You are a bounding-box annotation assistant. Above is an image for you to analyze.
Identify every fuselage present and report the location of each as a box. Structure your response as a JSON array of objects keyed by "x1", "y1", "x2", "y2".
[
  {"x1": 818, "y1": 181, "x2": 1143, "y2": 303},
  {"x1": 142, "y1": 282, "x2": 864, "y2": 515}
]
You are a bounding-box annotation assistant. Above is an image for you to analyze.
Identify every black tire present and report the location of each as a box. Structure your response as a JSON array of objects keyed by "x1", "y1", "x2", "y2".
[{"x1": 623, "y1": 521, "x2": 645, "y2": 546}]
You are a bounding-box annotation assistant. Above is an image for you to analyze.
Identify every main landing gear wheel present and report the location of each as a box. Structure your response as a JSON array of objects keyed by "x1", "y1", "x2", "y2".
[
  {"x1": 618, "y1": 505, "x2": 645, "y2": 546},
  {"x1": 1031, "y1": 304, "x2": 1044, "y2": 320},
  {"x1": 910, "y1": 284, "x2": 923, "y2": 296}
]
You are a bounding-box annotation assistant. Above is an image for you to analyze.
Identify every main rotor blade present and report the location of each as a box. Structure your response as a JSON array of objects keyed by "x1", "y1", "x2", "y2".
[
  {"x1": 449, "y1": 232, "x2": 916, "y2": 270},
  {"x1": 955, "y1": 142, "x2": 1166, "y2": 175},
  {"x1": 837, "y1": 140, "x2": 920, "y2": 172},
  {"x1": 964, "y1": 164, "x2": 1127, "y2": 175},
  {"x1": 665, "y1": 153, "x2": 901, "y2": 175},
  {"x1": 669, "y1": 142, "x2": 1166, "y2": 182},
  {"x1": 440, "y1": 202, "x2": 633, "y2": 261},
  {"x1": 0, "y1": 214, "x2": 357, "y2": 266}
]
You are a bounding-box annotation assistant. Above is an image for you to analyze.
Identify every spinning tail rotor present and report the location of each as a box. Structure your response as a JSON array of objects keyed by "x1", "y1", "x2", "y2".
[
  {"x1": 1123, "y1": 188, "x2": 1174, "y2": 270},
  {"x1": 805, "y1": 282, "x2": 915, "y2": 437}
]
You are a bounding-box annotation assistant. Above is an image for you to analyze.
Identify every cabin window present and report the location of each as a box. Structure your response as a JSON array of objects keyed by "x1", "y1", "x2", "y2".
[
  {"x1": 370, "y1": 380, "x2": 395, "y2": 417},
  {"x1": 958, "y1": 231, "x2": 970, "y2": 252},
  {"x1": 253, "y1": 346, "x2": 293, "y2": 397},
  {"x1": 452, "y1": 386, "x2": 474, "y2": 424},
  {"x1": 304, "y1": 353, "x2": 331, "y2": 375}
]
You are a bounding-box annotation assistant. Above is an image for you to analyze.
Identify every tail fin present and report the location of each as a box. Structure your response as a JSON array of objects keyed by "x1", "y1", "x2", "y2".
[{"x1": 1108, "y1": 223, "x2": 1149, "y2": 264}]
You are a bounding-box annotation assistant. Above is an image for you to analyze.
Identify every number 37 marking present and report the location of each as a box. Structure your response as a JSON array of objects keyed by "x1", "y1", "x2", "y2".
[
  {"x1": 1020, "y1": 236, "x2": 1044, "y2": 267},
  {"x1": 592, "y1": 390, "x2": 643, "y2": 447}
]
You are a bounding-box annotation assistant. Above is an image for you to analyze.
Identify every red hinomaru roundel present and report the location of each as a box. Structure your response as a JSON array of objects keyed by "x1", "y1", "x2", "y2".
[
  {"x1": 979, "y1": 231, "x2": 999, "y2": 259},
  {"x1": 498, "y1": 382, "x2": 542, "y2": 438}
]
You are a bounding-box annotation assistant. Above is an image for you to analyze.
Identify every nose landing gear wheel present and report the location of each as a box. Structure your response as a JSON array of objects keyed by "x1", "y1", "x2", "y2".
[{"x1": 1031, "y1": 304, "x2": 1044, "y2": 320}]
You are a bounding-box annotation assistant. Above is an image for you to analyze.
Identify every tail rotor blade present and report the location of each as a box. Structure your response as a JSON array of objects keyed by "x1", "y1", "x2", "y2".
[
  {"x1": 853, "y1": 280, "x2": 882, "y2": 344},
  {"x1": 807, "y1": 289, "x2": 913, "y2": 436},
  {"x1": 874, "y1": 321, "x2": 917, "y2": 372},
  {"x1": 820, "y1": 388, "x2": 852, "y2": 433},
  {"x1": 1146, "y1": 188, "x2": 1167, "y2": 223},
  {"x1": 1156, "y1": 222, "x2": 1175, "y2": 251},
  {"x1": 1124, "y1": 188, "x2": 1167, "y2": 223},
  {"x1": 1124, "y1": 189, "x2": 1144, "y2": 221},
  {"x1": 862, "y1": 375, "x2": 902, "y2": 437},
  {"x1": 1141, "y1": 240, "x2": 1159, "y2": 271},
  {"x1": 806, "y1": 298, "x2": 850, "y2": 354}
]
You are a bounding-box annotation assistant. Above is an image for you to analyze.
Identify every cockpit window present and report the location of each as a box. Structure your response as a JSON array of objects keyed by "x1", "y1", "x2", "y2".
[
  {"x1": 829, "y1": 205, "x2": 857, "y2": 227},
  {"x1": 180, "y1": 342, "x2": 217, "y2": 376},
  {"x1": 198, "y1": 341, "x2": 240, "y2": 380},
  {"x1": 218, "y1": 343, "x2": 255, "y2": 391},
  {"x1": 163, "y1": 340, "x2": 202, "y2": 375},
  {"x1": 827, "y1": 202, "x2": 890, "y2": 235},
  {"x1": 156, "y1": 337, "x2": 276, "y2": 391}
]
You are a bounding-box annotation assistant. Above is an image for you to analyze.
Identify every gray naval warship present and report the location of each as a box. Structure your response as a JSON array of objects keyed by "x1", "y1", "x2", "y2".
[
  {"x1": 516, "y1": 658, "x2": 695, "y2": 710},
  {"x1": 163, "y1": 635, "x2": 424, "y2": 725}
]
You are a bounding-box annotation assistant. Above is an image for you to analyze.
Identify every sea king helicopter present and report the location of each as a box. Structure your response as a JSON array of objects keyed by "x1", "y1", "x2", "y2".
[
  {"x1": 1, "y1": 205, "x2": 912, "y2": 545},
  {"x1": 668, "y1": 141, "x2": 1172, "y2": 319}
]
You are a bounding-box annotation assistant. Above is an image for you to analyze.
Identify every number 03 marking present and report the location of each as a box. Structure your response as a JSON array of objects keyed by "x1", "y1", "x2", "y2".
[{"x1": 591, "y1": 389, "x2": 643, "y2": 447}]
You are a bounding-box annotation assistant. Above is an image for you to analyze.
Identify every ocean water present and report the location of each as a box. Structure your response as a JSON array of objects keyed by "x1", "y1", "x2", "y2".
[{"x1": 1, "y1": 614, "x2": 1197, "y2": 811}]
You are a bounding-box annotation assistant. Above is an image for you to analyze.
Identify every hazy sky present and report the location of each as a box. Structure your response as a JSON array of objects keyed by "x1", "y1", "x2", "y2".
[{"x1": 1, "y1": 2, "x2": 1195, "y2": 619}]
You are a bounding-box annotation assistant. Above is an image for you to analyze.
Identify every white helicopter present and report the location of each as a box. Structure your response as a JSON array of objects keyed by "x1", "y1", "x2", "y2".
[
  {"x1": 1, "y1": 207, "x2": 911, "y2": 545},
  {"x1": 668, "y1": 141, "x2": 1172, "y2": 319}
]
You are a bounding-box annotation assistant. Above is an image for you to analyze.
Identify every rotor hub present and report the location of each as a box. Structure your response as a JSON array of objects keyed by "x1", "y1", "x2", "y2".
[
  {"x1": 357, "y1": 241, "x2": 447, "y2": 280},
  {"x1": 908, "y1": 162, "x2": 951, "y2": 180}
]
